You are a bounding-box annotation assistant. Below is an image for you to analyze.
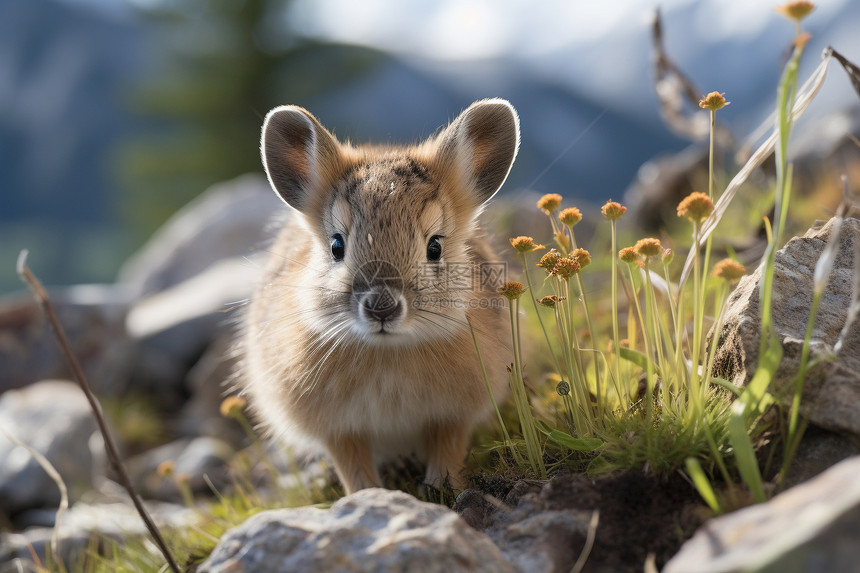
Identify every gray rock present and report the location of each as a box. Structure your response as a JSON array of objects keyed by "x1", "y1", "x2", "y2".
[
  {"x1": 0, "y1": 284, "x2": 131, "y2": 396},
  {"x1": 110, "y1": 175, "x2": 280, "y2": 403},
  {"x1": 779, "y1": 425, "x2": 860, "y2": 490},
  {"x1": 122, "y1": 257, "x2": 255, "y2": 407},
  {"x1": 0, "y1": 499, "x2": 193, "y2": 571},
  {"x1": 0, "y1": 380, "x2": 103, "y2": 515},
  {"x1": 175, "y1": 332, "x2": 244, "y2": 443},
  {"x1": 117, "y1": 173, "x2": 281, "y2": 299},
  {"x1": 712, "y1": 217, "x2": 860, "y2": 439},
  {"x1": 199, "y1": 488, "x2": 515, "y2": 573},
  {"x1": 468, "y1": 479, "x2": 595, "y2": 573},
  {"x1": 126, "y1": 436, "x2": 234, "y2": 501},
  {"x1": 490, "y1": 510, "x2": 592, "y2": 573},
  {"x1": 664, "y1": 455, "x2": 860, "y2": 573}
]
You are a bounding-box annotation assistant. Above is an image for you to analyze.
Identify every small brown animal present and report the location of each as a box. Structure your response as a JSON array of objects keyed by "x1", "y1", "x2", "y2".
[{"x1": 242, "y1": 99, "x2": 518, "y2": 493}]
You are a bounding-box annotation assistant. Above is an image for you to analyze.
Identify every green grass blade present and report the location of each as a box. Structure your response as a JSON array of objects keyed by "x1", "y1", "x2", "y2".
[
  {"x1": 739, "y1": 333, "x2": 781, "y2": 418},
  {"x1": 619, "y1": 346, "x2": 660, "y2": 376},
  {"x1": 709, "y1": 376, "x2": 742, "y2": 397},
  {"x1": 685, "y1": 457, "x2": 722, "y2": 514},
  {"x1": 728, "y1": 402, "x2": 766, "y2": 503},
  {"x1": 542, "y1": 426, "x2": 603, "y2": 451}
]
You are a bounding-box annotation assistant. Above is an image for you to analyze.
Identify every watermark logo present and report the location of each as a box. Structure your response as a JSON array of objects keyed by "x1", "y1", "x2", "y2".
[
  {"x1": 412, "y1": 262, "x2": 507, "y2": 292},
  {"x1": 353, "y1": 260, "x2": 403, "y2": 313}
]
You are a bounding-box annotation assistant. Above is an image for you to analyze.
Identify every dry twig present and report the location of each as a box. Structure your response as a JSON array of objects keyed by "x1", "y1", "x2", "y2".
[{"x1": 16, "y1": 250, "x2": 181, "y2": 573}]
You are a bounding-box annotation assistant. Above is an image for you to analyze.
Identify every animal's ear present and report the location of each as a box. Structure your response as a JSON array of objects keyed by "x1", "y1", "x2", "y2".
[
  {"x1": 261, "y1": 105, "x2": 344, "y2": 213},
  {"x1": 433, "y1": 98, "x2": 520, "y2": 205}
]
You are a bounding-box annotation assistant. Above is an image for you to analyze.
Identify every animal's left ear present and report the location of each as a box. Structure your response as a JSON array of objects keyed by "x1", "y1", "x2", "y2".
[{"x1": 433, "y1": 98, "x2": 520, "y2": 205}]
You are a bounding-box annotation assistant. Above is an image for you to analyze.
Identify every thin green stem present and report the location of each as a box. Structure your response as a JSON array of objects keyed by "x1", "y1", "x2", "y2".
[
  {"x1": 690, "y1": 223, "x2": 703, "y2": 416},
  {"x1": 702, "y1": 421, "x2": 732, "y2": 486},
  {"x1": 469, "y1": 320, "x2": 520, "y2": 463},
  {"x1": 610, "y1": 220, "x2": 623, "y2": 407},
  {"x1": 521, "y1": 253, "x2": 563, "y2": 376},
  {"x1": 625, "y1": 263, "x2": 655, "y2": 418},
  {"x1": 708, "y1": 109, "x2": 716, "y2": 199},
  {"x1": 554, "y1": 300, "x2": 588, "y2": 435},
  {"x1": 662, "y1": 261, "x2": 682, "y2": 395},
  {"x1": 509, "y1": 298, "x2": 546, "y2": 477},
  {"x1": 555, "y1": 278, "x2": 592, "y2": 434},
  {"x1": 704, "y1": 283, "x2": 729, "y2": 391},
  {"x1": 574, "y1": 272, "x2": 601, "y2": 412},
  {"x1": 642, "y1": 263, "x2": 666, "y2": 405},
  {"x1": 564, "y1": 280, "x2": 593, "y2": 425},
  {"x1": 785, "y1": 287, "x2": 823, "y2": 455}
]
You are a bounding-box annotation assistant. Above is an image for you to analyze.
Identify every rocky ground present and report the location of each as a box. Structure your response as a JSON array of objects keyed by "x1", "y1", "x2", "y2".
[{"x1": 3, "y1": 163, "x2": 860, "y2": 571}]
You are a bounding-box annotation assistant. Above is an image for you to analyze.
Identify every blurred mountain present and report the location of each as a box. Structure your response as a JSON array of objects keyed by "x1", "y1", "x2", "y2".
[
  {"x1": 0, "y1": 0, "x2": 146, "y2": 293},
  {"x1": 0, "y1": 0, "x2": 143, "y2": 225},
  {"x1": 303, "y1": 55, "x2": 686, "y2": 201}
]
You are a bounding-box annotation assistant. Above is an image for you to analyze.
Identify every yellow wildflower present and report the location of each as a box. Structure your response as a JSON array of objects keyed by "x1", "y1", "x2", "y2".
[
  {"x1": 677, "y1": 192, "x2": 715, "y2": 223},
  {"x1": 775, "y1": 1, "x2": 815, "y2": 22},
  {"x1": 559, "y1": 207, "x2": 582, "y2": 226},
  {"x1": 537, "y1": 193, "x2": 563, "y2": 214},
  {"x1": 601, "y1": 201, "x2": 627, "y2": 221},
  {"x1": 510, "y1": 236, "x2": 545, "y2": 253},
  {"x1": 634, "y1": 238, "x2": 662, "y2": 259},
  {"x1": 698, "y1": 91, "x2": 730, "y2": 112},
  {"x1": 712, "y1": 259, "x2": 746, "y2": 282},
  {"x1": 498, "y1": 281, "x2": 525, "y2": 301}
]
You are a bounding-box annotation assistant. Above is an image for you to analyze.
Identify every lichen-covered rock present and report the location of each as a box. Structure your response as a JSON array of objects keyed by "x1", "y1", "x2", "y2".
[
  {"x1": 712, "y1": 217, "x2": 860, "y2": 439},
  {"x1": 664, "y1": 455, "x2": 860, "y2": 573},
  {"x1": 199, "y1": 488, "x2": 515, "y2": 573},
  {"x1": 0, "y1": 380, "x2": 103, "y2": 515}
]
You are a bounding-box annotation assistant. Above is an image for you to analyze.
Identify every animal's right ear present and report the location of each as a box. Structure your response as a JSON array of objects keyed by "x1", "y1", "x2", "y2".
[{"x1": 261, "y1": 105, "x2": 344, "y2": 213}]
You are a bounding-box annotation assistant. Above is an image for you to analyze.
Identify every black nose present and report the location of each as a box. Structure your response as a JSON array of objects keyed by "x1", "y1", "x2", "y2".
[{"x1": 362, "y1": 290, "x2": 402, "y2": 322}]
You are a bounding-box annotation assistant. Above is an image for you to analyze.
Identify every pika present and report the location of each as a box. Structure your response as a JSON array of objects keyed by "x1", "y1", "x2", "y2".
[{"x1": 242, "y1": 99, "x2": 519, "y2": 493}]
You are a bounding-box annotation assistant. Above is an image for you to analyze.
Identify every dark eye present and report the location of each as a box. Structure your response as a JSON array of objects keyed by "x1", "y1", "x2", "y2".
[
  {"x1": 331, "y1": 234, "x2": 345, "y2": 261},
  {"x1": 427, "y1": 235, "x2": 442, "y2": 262}
]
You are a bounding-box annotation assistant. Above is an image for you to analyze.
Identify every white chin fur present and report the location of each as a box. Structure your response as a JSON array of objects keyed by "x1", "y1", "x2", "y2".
[{"x1": 349, "y1": 321, "x2": 415, "y2": 346}]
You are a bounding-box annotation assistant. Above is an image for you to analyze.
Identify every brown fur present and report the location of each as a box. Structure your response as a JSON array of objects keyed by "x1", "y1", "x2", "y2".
[{"x1": 243, "y1": 100, "x2": 519, "y2": 493}]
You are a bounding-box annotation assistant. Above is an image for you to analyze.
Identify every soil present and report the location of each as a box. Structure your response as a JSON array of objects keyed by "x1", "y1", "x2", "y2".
[{"x1": 459, "y1": 470, "x2": 709, "y2": 573}]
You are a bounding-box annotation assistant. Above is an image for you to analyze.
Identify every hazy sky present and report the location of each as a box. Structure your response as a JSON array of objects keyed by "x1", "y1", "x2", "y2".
[
  {"x1": 282, "y1": 0, "x2": 856, "y2": 120},
  {"x1": 287, "y1": 0, "x2": 849, "y2": 60}
]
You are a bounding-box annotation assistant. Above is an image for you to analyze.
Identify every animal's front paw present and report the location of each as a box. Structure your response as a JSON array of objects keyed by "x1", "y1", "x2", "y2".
[{"x1": 424, "y1": 466, "x2": 466, "y2": 492}]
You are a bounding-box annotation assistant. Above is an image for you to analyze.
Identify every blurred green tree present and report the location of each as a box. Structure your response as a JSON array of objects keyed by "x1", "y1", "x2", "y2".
[{"x1": 117, "y1": 0, "x2": 380, "y2": 243}]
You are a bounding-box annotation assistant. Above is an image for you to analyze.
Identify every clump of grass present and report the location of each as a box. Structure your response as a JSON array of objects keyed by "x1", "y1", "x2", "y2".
[
  {"x1": 498, "y1": 280, "x2": 547, "y2": 478},
  {"x1": 489, "y1": 0, "x2": 854, "y2": 512}
]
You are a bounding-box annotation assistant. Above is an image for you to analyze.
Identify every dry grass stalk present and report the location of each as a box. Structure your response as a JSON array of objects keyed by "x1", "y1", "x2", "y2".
[{"x1": 16, "y1": 250, "x2": 181, "y2": 573}]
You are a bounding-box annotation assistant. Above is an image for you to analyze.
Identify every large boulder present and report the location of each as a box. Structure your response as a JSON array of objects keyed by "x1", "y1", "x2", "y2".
[
  {"x1": 0, "y1": 380, "x2": 104, "y2": 516},
  {"x1": 664, "y1": 455, "x2": 860, "y2": 573},
  {"x1": 121, "y1": 257, "x2": 257, "y2": 408},
  {"x1": 199, "y1": 488, "x2": 515, "y2": 573},
  {"x1": 117, "y1": 173, "x2": 280, "y2": 299},
  {"x1": 115, "y1": 174, "x2": 277, "y2": 407},
  {"x1": 712, "y1": 217, "x2": 860, "y2": 440},
  {"x1": 0, "y1": 285, "x2": 130, "y2": 396}
]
